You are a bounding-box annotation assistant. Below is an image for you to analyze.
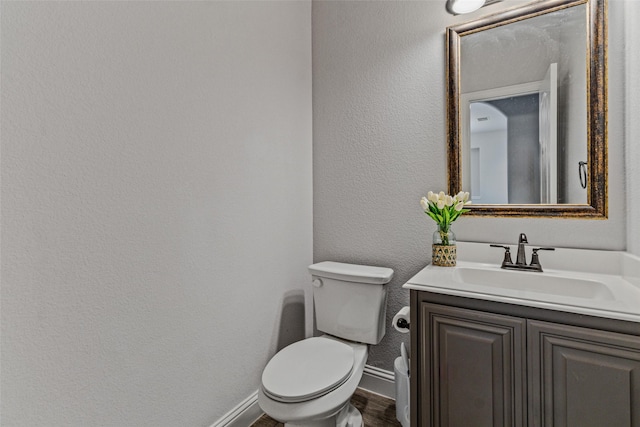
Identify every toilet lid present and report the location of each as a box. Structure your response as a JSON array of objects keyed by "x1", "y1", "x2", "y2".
[{"x1": 261, "y1": 337, "x2": 354, "y2": 403}]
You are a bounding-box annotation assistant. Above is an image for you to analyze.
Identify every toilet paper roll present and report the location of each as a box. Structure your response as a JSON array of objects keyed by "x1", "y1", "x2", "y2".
[{"x1": 393, "y1": 306, "x2": 410, "y2": 333}]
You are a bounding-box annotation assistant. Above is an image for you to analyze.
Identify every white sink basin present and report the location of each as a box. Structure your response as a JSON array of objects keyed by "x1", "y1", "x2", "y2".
[
  {"x1": 402, "y1": 242, "x2": 640, "y2": 323},
  {"x1": 453, "y1": 267, "x2": 615, "y2": 300}
]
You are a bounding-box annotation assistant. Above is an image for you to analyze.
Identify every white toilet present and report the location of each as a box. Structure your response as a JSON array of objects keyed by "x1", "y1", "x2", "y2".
[{"x1": 258, "y1": 261, "x2": 394, "y2": 427}]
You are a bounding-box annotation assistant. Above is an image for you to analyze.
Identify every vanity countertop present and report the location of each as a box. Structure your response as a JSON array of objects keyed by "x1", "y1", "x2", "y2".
[{"x1": 403, "y1": 242, "x2": 640, "y2": 324}]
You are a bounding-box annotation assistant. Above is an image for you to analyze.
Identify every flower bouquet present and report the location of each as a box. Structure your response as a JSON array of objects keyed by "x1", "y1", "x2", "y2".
[{"x1": 420, "y1": 191, "x2": 471, "y2": 266}]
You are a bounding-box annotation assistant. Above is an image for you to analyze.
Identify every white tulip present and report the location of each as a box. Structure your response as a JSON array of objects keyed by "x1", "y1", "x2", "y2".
[
  {"x1": 420, "y1": 197, "x2": 429, "y2": 211},
  {"x1": 421, "y1": 191, "x2": 470, "y2": 225}
]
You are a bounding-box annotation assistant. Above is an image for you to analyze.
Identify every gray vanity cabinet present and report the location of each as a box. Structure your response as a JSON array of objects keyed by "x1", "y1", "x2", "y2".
[
  {"x1": 528, "y1": 320, "x2": 640, "y2": 427},
  {"x1": 418, "y1": 303, "x2": 527, "y2": 427},
  {"x1": 411, "y1": 291, "x2": 640, "y2": 427}
]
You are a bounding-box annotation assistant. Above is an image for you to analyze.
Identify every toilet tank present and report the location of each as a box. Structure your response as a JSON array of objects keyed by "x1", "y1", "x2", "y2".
[{"x1": 309, "y1": 261, "x2": 394, "y2": 345}]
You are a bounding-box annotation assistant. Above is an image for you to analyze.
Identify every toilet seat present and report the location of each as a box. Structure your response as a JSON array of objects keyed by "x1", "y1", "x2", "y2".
[{"x1": 261, "y1": 337, "x2": 355, "y2": 403}]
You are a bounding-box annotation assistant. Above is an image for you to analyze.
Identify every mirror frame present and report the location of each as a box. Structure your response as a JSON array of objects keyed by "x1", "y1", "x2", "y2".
[{"x1": 446, "y1": 0, "x2": 607, "y2": 218}]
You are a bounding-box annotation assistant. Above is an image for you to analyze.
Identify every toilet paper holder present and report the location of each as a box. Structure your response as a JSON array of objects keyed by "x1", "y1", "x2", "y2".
[
  {"x1": 396, "y1": 318, "x2": 410, "y2": 330},
  {"x1": 393, "y1": 306, "x2": 410, "y2": 333}
]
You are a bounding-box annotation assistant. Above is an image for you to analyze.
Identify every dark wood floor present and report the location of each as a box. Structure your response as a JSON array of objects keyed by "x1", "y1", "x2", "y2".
[{"x1": 251, "y1": 388, "x2": 401, "y2": 427}]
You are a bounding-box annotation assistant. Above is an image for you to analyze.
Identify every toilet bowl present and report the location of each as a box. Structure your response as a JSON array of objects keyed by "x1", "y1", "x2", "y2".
[
  {"x1": 258, "y1": 261, "x2": 394, "y2": 427},
  {"x1": 258, "y1": 336, "x2": 367, "y2": 427}
]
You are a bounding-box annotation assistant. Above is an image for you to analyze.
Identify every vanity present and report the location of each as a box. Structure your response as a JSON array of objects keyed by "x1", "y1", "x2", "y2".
[
  {"x1": 405, "y1": 242, "x2": 640, "y2": 427},
  {"x1": 411, "y1": 0, "x2": 640, "y2": 422}
]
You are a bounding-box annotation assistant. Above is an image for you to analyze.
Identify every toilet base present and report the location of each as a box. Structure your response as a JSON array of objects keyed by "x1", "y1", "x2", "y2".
[
  {"x1": 337, "y1": 403, "x2": 363, "y2": 427},
  {"x1": 284, "y1": 403, "x2": 363, "y2": 427}
]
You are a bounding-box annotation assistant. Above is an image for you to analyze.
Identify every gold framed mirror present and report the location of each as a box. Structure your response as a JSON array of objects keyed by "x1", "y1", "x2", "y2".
[{"x1": 446, "y1": 0, "x2": 607, "y2": 218}]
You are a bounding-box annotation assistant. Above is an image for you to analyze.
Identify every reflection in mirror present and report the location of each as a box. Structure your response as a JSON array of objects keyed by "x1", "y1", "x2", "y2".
[
  {"x1": 447, "y1": 0, "x2": 607, "y2": 217},
  {"x1": 462, "y1": 5, "x2": 586, "y2": 205},
  {"x1": 465, "y1": 74, "x2": 573, "y2": 205}
]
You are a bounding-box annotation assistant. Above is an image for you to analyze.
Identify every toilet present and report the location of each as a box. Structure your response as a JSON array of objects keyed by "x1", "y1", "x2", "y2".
[{"x1": 258, "y1": 261, "x2": 394, "y2": 427}]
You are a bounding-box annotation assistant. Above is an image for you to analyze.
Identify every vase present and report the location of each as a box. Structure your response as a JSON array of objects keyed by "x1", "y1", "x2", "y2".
[{"x1": 432, "y1": 226, "x2": 457, "y2": 267}]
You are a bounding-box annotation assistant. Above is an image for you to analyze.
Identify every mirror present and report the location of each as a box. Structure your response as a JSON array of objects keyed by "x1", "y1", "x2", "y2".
[{"x1": 446, "y1": 0, "x2": 607, "y2": 217}]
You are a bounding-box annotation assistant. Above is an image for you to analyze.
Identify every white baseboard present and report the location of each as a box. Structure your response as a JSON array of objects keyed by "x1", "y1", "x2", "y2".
[
  {"x1": 210, "y1": 390, "x2": 262, "y2": 427},
  {"x1": 358, "y1": 364, "x2": 396, "y2": 400},
  {"x1": 211, "y1": 365, "x2": 397, "y2": 427}
]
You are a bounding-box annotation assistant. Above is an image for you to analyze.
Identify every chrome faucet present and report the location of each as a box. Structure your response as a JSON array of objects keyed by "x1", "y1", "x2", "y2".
[{"x1": 490, "y1": 233, "x2": 555, "y2": 272}]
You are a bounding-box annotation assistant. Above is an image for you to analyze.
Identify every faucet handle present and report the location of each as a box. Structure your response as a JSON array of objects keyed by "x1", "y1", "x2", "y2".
[
  {"x1": 490, "y1": 244, "x2": 513, "y2": 267},
  {"x1": 530, "y1": 247, "x2": 555, "y2": 271}
]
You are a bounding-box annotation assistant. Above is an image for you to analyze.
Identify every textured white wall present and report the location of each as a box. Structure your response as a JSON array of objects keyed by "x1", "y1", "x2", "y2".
[
  {"x1": 313, "y1": 0, "x2": 628, "y2": 371},
  {"x1": 1, "y1": 2, "x2": 311, "y2": 425},
  {"x1": 626, "y1": 0, "x2": 640, "y2": 256}
]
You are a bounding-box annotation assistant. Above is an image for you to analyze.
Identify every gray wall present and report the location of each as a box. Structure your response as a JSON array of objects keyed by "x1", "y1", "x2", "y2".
[
  {"x1": 313, "y1": 0, "x2": 629, "y2": 371},
  {"x1": 489, "y1": 96, "x2": 540, "y2": 204},
  {"x1": 1, "y1": 2, "x2": 312, "y2": 425}
]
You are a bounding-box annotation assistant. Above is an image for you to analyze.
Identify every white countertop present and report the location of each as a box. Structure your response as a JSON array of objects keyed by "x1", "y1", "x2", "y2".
[{"x1": 403, "y1": 242, "x2": 640, "y2": 324}]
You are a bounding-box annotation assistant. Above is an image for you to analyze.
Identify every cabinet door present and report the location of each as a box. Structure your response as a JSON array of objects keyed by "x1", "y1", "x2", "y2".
[
  {"x1": 420, "y1": 303, "x2": 526, "y2": 427},
  {"x1": 528, "y1": 320, "x2": 640, "y2": 427}
]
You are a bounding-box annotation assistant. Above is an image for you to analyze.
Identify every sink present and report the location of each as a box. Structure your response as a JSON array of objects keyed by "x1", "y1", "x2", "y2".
[
  {"x1": 453, "y1": 267, "x2": 615, "y2": 300},
  {"x1": 403, "y1": 242, "x2": 640, "y2": 323}
]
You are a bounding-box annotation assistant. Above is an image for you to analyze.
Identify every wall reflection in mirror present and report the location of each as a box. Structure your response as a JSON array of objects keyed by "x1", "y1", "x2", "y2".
[{"x1": 460, "y1": 4, "x2": 586, "y2": 205}]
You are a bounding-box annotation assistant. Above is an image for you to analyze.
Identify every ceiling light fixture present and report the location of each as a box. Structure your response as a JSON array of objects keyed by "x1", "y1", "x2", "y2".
[
  {"x1": 447, "y1": 0, "x2": 486, "y2": 14},
  {"x1": 446, "y1": 0, "x2": 502, "y2": 15}
]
